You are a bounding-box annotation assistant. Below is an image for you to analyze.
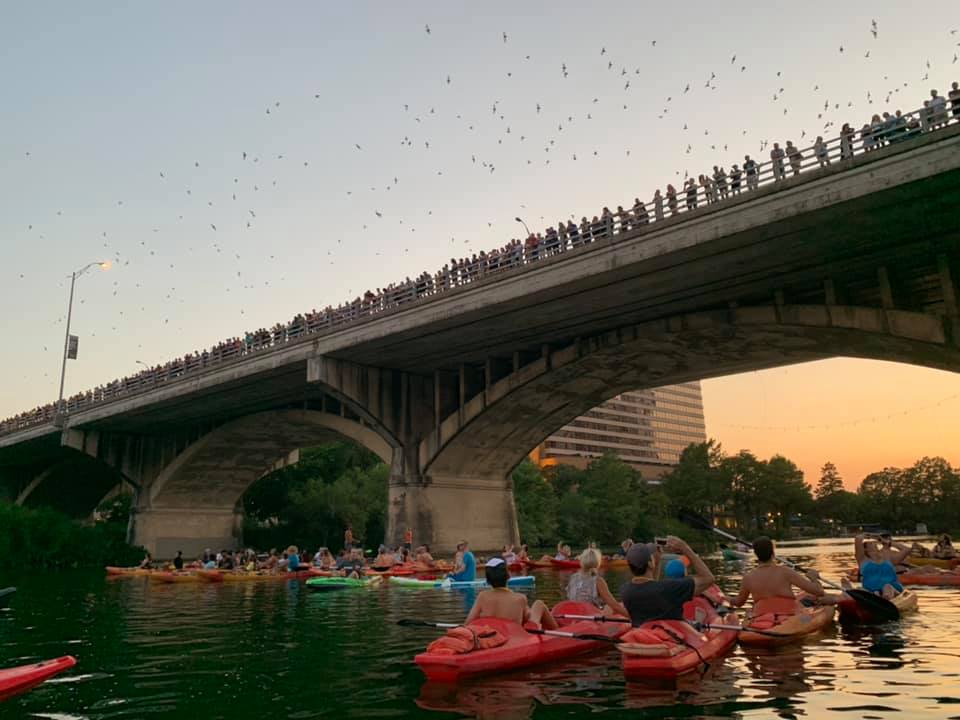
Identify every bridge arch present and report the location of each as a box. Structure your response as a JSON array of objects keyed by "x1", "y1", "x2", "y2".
[
  {"x1": 134, "y1": 408, "x2": 396, "y2": 556},
  {"x1": 421, "y1": 304, "x2": 960, "y2": 480},
  {"x1": 147, "y1": 408, "x2": 394, "y2": 509}
]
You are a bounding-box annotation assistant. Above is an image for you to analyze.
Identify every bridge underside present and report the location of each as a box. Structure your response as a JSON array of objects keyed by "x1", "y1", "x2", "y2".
[{"x1": 2, "y1": 130, "x2": 959, "y2": 555}]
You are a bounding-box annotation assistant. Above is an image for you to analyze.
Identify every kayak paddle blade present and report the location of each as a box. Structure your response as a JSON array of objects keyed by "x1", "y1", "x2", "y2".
[{"x1": 846, "y1": 589, "x2": 900, "y2": 622}]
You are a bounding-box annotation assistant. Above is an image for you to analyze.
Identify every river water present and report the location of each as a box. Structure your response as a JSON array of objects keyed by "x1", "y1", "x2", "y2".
[{"x1": 2, "y1": 538, "x2": 959, "y2": 719}]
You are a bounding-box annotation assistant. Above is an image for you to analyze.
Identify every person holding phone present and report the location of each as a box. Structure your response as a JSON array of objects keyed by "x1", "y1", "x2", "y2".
[{"x1": 621, "y1": 536, "x2": 715, "y2": 626}]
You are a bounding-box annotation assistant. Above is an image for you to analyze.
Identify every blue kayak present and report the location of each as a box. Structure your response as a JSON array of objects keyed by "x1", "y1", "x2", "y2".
[{"x1": 389, "y1": 575, "x2": 535, "y2": 589}]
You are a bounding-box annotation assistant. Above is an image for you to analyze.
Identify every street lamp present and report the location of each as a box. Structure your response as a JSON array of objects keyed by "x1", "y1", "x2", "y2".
[
  {"x1": 514, "y1": 217, "x2": 531, "y2": 236},
  {"x1": 57, "y1": 260, "x2": 111, "y2": 416}
]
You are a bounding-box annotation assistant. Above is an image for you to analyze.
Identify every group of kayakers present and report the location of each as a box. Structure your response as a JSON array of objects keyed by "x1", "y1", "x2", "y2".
[{"x1": 463, "y1": 530, "x2": 957, "y2": 633}]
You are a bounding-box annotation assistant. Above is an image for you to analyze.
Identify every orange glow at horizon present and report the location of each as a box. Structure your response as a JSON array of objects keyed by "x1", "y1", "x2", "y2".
[{"x1": 701, "y1": 358, "x2": 960, "y2": 492}]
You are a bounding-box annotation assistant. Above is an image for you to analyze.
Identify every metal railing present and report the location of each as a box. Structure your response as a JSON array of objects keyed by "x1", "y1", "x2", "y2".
[{"x1": 3, "y1": 95, "x2": 959, "y2": 437}]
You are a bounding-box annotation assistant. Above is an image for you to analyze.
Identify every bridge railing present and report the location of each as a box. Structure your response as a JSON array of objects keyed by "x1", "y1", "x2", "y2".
[{"x1": 3, "y1": 99, "x2": 958, "y2": 436}]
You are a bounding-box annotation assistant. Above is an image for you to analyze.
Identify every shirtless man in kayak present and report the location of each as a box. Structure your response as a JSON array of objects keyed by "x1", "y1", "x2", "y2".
[
  {"x1": 465, "y1": 558, "x2": 558, "y2": 629},
  {"x1": 733, "y1": 537, "x2": 825, "y2": 608}
]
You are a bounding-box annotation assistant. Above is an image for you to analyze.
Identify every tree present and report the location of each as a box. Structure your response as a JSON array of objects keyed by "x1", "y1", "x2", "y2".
[
  {"x1": 511, "y1": 460, "x2": 558, "y2": 546},
  {"x1": 815, "y1": 461, "x2": 844, "y2": 500},
  {"x1": 660, "y1": 440, "x2": 728, "y2": 517}
]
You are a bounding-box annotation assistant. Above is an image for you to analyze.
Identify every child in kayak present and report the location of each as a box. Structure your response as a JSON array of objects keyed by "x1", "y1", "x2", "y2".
[
  {"x1": 465, "y1": 558, "x2": 558, "y2": 629},
  {"x1": 566, "y1": 548, "x2": 628, "y2": 616},
  {"x1": 733, "y1": 537, "x2": 825, "y2": 609}
]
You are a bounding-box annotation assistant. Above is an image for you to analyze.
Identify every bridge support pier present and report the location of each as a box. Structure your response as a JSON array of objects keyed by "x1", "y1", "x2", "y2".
[
  {"x1": 133, "y1": 506, "x2": 242, "y2": 558},
  {"x1": 386, "y1": 474, "x2": 520, "y2": 554}
]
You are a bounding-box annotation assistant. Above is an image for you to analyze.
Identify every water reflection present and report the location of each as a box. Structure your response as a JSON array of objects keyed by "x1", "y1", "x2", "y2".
[{"x1": 2, "y1": 539, "x2": 959, "y2": 719}]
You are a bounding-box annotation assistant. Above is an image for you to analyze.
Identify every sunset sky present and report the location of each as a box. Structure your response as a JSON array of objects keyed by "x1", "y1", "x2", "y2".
[{"x1": 2, "y1": 3, "x2": 958, "y2": 491}]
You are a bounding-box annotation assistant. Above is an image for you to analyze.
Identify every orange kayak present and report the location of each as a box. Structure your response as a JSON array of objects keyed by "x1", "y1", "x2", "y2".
[
  {"x1": 899, "y1": 571, "x2": 960, "y2": 586},
  {"x1": 105, "y1": 566, "x2": 151, "y2": 577},
  {"x1": 196, "y1": 569, "x2": 326, "y2": 582},
  {"x1": 149, "y1": 571, "x2": 203, "y2": 584},
  {"x1": 739, "y1": 597, "x2": 834, "y2": 647}
]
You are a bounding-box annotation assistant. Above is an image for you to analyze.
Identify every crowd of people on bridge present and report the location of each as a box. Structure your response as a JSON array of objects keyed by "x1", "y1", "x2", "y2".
[{"x1": 4, "y1": 82, "x2": 959, "y2": 436}]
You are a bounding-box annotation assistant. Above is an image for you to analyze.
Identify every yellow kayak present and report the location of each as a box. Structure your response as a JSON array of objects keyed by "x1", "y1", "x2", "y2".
[{"x1": 907, "y1": 556, "x2": 958, "y2": 569}]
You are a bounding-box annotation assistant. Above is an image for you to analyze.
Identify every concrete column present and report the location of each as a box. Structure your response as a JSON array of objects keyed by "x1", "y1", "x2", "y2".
[
  {"x1": 132, "y1": 506, "x2": 241, "y2": 558},
  {"x1": 386, "y1": 472, "x2": 520, "y2": 553}
]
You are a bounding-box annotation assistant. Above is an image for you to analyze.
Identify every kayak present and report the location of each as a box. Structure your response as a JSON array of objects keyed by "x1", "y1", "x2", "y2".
[
  {"x1": 619, "y1": 595, "x2": 739, "y2": 679},
  {"x1": 605, "y1": 557, "x2": 629, "y2": 569},
  {"x1": 907, "y1": 556, "x2": 959, "y2": 569},
  {"x1": 414, "y1": 600, "x2": 627, "y2": 681},
  {"x1": 838, "y1": 590, "x2": 918, "y2": 624},
  {"x1": 148, "y1": 571, "x2": 204, "y2": 584},
  {"x1": 738, "y1": 598, "x2": 835, "y2": 647},
  {"x1": 722, "y1": 548, "x2": 749, "y2": 561},
  {"x1": 105, "y1": 566, "x2": 152, "y2": 577},
  {"x1": 389, "y1": 575, "x2": 535, "y2": 589},
  {"x1": 305, "y1": 576, "x2": 382, "y2": 591},
  {"x1": 549, "y1": 559, "x2": 581, "y2": 570},
  {"x1": 0, "y1": 655, "x2": 76, "y2": 703},
  {"x1": 899, "y1": 571, "x2": 960, "y2": 586},
  {"x1": 196, "y1": 569, "x2": 325, "y2": 583},
  {"x1": 367, "y1": 566, "x2": 418, "y2": 577}
]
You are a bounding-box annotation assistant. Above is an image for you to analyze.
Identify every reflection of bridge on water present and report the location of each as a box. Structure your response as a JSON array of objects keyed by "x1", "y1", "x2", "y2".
[{"x1": 2, "y1": 120, "x2": 960, "y2": 556}]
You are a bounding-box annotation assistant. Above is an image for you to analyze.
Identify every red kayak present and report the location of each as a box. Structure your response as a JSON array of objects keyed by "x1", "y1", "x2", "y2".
[
  {"x1": 549, "y1": 558, "x2": 581, "y2": 570},
  {"x1": 619, "y1": 596, "x2": 739, "y2": 679},
  {"x1": 414, "y1": 601, "x2": 627, "y2": 682},
  {"x1": 899, "y1": 571, "x2": 960, "y2": 586},
  {"x1": 0, "y1": 656, "x2": 76, "y2": 702}
]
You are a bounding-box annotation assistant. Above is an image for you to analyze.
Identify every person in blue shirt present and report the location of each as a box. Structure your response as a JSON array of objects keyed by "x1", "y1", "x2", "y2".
[
  {"x1": 284, "y1": 545, "x2": 302, "y2": 571},
  {"x1": 449, "y1": 540, "x2": 476, "y2": 582}
]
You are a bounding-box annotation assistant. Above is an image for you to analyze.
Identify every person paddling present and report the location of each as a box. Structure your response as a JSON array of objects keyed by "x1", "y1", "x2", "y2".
[
  {"x1": 621, "y1": 537, "x2": 715, "y2": 626},
  {"x1": 465, "y1": 558, "x2": 558, "y2": 629},
  {"x1": 733, "y1": 536, "x2": 825, "y2": 609}
]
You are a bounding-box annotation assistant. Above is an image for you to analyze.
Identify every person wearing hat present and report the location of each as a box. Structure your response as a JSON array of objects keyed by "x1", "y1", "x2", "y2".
[
  {"x1": 465, "y1": 557, "x2": 558, "y2": 629},
  {"x1": 733, "y1": 536, "x2": 825, "y2": 608},
  {"x1": 621, "y1": 536, "x2": 715, "y2": 626},
  {"x1": 449, "y1": 540, "x2": 476, "y2": 582}
]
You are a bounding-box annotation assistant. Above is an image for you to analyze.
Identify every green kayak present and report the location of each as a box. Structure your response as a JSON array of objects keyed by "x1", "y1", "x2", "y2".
[{"x1": 305, "y1": 576, "x2": 381, "y2": 591}]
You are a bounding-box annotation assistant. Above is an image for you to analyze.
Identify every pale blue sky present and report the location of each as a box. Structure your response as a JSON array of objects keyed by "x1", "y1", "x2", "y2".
[{"x1": 2, "y1": 2, "x2": 959, "y2": 482}]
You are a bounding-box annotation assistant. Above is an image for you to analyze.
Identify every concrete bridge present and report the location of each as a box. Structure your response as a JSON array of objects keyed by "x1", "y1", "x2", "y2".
[{"x1": 2, "y1": 123, "x2": 959, "y2": 556}]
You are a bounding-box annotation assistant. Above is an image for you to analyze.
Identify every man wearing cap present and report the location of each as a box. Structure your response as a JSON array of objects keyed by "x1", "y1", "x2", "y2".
[
  {"x1": 465, "y1": 557, "x2": 558, "y2": 629},
  {"x1": 621, "y1": 536, "x2": 715, "y2": 626},
  {"x1": 449, "y1": 540, "x2": 477, "y2": 582}
]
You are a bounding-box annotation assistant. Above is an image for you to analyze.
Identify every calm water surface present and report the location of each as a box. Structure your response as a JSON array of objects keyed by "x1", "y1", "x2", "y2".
[{"x1": 2, "y1": 538, "x2": 959, "y2": 719}]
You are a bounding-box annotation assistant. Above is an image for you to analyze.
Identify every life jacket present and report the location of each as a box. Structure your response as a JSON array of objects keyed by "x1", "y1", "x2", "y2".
[
  {"x1": 426, "y1": 625, "x2": 507, "y2": 655},
  {"x1": 750, "y1": 596, "x2": 800, "y2": 629}
]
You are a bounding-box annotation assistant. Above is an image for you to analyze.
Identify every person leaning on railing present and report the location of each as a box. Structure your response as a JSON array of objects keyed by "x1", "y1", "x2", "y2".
[{"x1": 7, "y1": 84, "x2": 960, "y2": 436}]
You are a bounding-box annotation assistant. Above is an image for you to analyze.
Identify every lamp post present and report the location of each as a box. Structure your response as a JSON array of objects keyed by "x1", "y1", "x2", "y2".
[
  {"x1": 57, "y1": 260, "x2": 111, "y2": 417},
  {"x1": 514, "y1": 217, "x2": 531, "y2": 236}
]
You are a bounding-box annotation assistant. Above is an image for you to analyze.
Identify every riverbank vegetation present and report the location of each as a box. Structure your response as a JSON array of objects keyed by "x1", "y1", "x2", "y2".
[
  {"x1": 513, "y1": 442, "x2": 960, "y2": 544},
  {"x1": 242, "y1": 442, "x2": 387, "y2": 550},
  {"x1": 0, "y1": 499, "x2": 143, "y2": 569}
]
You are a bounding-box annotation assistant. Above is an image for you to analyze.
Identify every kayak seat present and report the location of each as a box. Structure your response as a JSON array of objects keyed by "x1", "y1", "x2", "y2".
[
  {"x1": 750, "y1": 596, "x2": 801, "y2": 629},
  {"x1": 426, "y1": 625, "x2": 507, "y2": 655}
]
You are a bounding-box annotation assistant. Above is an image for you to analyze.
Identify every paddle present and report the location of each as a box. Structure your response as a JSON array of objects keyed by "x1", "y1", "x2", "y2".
[
  {"x1": 688, "y1": 621, "x2": 803, "y2": 639},
  {"x1": 397, "y1": 618, "x2": 623, "y2": 643},
  {"x1": 677, "y1": 509, "x2": 900, "y2": 622},
  {"x1": 553, "y1": 614, "x2": 794, "y2": 638}
]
